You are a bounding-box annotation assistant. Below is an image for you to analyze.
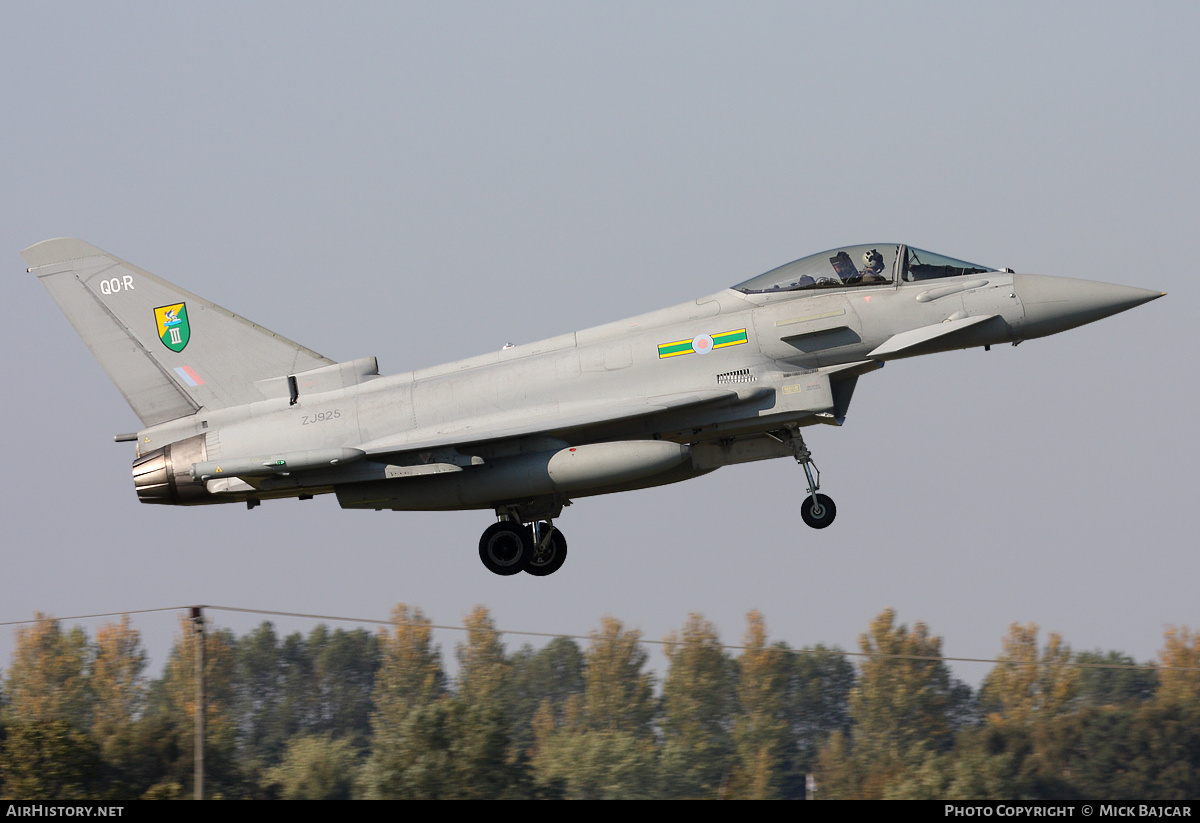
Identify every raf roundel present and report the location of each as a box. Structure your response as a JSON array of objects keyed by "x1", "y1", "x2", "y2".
[{"x1": 691, "y1": 334, "x2": 714, "y2": 355}]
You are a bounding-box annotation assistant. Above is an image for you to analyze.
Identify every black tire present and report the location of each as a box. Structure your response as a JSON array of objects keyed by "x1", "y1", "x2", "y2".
[
  {"x1": 525, "y1": 527, "x2": 568, "y2": 576},
  {"x1": 479, "y1": 521, "x2": 531, "y2": 575},
  {"x1": 801, "y1": 493, "x2": 836, "y2": 529}
]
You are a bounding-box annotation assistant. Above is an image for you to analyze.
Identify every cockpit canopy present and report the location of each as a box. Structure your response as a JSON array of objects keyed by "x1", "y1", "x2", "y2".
[{"x1": 733, "y1": 244, "x2": 995, "y2": 294}]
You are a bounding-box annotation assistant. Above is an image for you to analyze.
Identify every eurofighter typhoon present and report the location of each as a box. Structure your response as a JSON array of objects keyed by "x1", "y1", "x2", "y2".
[{"x1": 23, "y1": 239, "x2": 1162, "y2": 576}]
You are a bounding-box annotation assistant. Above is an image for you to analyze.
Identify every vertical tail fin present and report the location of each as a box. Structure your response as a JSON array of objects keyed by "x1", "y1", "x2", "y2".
[{"x1": 23, "y1": 238, "x2": 334, "y2": 427}]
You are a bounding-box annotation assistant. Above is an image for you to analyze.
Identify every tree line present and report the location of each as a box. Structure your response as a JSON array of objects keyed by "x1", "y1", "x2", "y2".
[{"x1": 0, "y1": 606, "x2": 1197, "y2": 799}]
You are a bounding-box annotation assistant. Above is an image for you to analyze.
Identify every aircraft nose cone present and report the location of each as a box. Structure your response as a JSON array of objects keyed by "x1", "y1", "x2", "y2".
[{"x1": 1014, "y1": 274, "x2": 1164, "y2": 339}]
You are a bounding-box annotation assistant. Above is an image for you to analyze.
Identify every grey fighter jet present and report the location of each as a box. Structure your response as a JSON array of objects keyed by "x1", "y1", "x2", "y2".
[{"x1": 23, "y1": 239, "x2": 1162, "y2": 576}]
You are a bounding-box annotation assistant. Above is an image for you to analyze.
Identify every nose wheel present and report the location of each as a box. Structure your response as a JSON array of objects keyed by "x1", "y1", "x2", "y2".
[
  {"x1": 797, "y1": 449, "x2": 836, "y2": 529},
  {"x1": 478, "y1": 518, "x2": 569, "y2": 576},
  {"x1": 801, "y1": 493, "x2": 836, "y2": 529},
  {"x1": 774, "y1": 427, "x2": 838, "y2": 530}
]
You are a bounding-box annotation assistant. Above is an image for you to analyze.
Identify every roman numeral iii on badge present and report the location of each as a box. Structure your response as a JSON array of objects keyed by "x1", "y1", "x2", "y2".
[{"x1": 155, "y1": 303, "x2": 191, "y2": 352}]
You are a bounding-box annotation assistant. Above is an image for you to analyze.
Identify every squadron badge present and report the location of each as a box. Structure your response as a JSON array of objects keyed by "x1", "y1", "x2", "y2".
[{"x1": 155, "y1": 303, "x2": 191, "y2": 352}]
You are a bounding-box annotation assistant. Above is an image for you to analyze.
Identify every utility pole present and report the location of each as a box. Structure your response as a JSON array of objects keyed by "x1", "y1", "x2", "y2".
[{"x1": 191, "y1": 606, "x2": 206, "y2": 800}]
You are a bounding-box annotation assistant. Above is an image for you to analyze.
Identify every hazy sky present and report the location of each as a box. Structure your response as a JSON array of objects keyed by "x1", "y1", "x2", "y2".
[{"x1": 1, "y1": 2, "x2": 1195, "y2": 685}]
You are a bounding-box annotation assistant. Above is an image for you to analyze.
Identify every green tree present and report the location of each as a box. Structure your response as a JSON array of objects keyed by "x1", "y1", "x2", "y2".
[
  {"x1": 817, "y1": 608, "x2": 970, "y2": 798},
  {"x1": 4, "y1": 614, "x2": 91, "y2": 731},
  {"x1": 727, "y1": 610, "x2": 855, "y2": 800},
  {"x1": 448, "y1": 606, "x2": 519, "y2": 798},
  {"x1": 90, "y1": 616, "x2": 147, "y2": 746},
  {"x1": 1091, "y1": 626, "x2": 1200, "y2": 799},
  {"x1": 788, "y1": 643, "x2": 855, "y2": 778},
  {"x1": 1116, "y1": 700, "x2": 1200, "y2": 798},
  {"x1": 234, "y1": 622, "x2": 380, "y2": 774},
  {"x1": 508, "y1": 636, "x2": 585, "y2": 758},
  {"x1": 659, "y1": 613, "x2": 734, "y2": 798},
  {"x1": 360, "y1": 605, "x2": 451, "y2": 799},
  {"x1": 937, "y1": 720, "x2": 1068, "y2": 799},
  {"x1": 144, "y1": 614, "x2": 240, "y2": 798},
  {"x1": 1, "y1": 615, "x2": 101, "y2": 800},
  {"x1": 1074, "y1": 650, "x2": 1158, "y2": 708},
  {"x1": 231, "y1": 621, "x2": 289, "y2": 771},
  {"x1": 529, "y1": 617, "x2": 659, "y2": 798},
  {"x1": 851, "y1": 608, "x2": 968, "y2": 757},
  {"x1": 89, "y1": 616, "x2": 150, "y2": 798},
  {"x1": 264, "y1": 733, "x2": 360, "y2": 799},
  {"x1": 529, "y1": 696, "x2": 660, "y2": 799},
  {"x1": 893, "y1": 628, "x2": 1200, "y2": 801},
  {"x1": 731, "y1": 611, "x2": 788, "y2": 798},
  {"x1": 304, "y1": 625, "x2": 379, "y2": 750},
  {"x1": 0, "y1": 720, "x2": 101, "y2": 801},
  {"x1": 1156, "y1": 625, "x2": 1200, "y2": 707},
  {"x1": 981, "y1": 623, "x2": 1078, "y2": 725},
  {"x1": 580, "y1": 617, "x2": 655, "y2": 737}
]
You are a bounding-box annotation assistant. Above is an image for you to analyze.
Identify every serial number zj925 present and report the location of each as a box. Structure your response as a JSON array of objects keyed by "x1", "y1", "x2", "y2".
[{"x1": 302, "y1": 410, "x2": 342, "y2": 425}]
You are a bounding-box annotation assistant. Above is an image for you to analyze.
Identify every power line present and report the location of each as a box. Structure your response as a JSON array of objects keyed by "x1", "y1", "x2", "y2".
[
  {"x1": 0, "y1": 606, "x2": 189, "y2": 626},
  {"x1": 1, "y1": 604, "x2": 1196, "y2": 673}
]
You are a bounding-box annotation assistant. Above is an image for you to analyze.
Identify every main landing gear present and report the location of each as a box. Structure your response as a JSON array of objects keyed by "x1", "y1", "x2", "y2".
[
  {"x1": 478, "y1": 518, "x2": 568, "y2": 576},
  {"x1": 770, "y1": 427, "x2": 837, "y2": 530}
]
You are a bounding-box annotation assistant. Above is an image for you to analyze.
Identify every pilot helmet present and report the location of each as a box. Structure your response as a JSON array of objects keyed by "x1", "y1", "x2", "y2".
[{"x1": 862, "y1": 249, "x2": 884, "y2": 273}]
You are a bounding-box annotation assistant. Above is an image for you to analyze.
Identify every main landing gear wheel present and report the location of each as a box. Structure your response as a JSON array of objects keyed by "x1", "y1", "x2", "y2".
[
  {"x1": 525, "y1": 522, "x2": 568, "y2": 577},
  {"x1": 479, "y1": 521, "x2": 531, "y2": 576},
  {"x1": 801, "y1": 493, "x2": 837, "y2": 529}
]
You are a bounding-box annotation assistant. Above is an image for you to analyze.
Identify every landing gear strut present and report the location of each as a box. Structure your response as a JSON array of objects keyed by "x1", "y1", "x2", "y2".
[
  {"x1": 776, "y1": 427, "x2": 837, "y2": 530},
  {"x1": 478, "y1": 517, "x2": 569, "y2": 576},
  {"x1": 525, "y1": 521, "x2": 568, "y2": 577}
]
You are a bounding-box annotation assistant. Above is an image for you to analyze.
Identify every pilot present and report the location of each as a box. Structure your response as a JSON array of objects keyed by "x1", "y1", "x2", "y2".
[{"x1": 860, "y1": 249, "x2": 887, "y2": 283}]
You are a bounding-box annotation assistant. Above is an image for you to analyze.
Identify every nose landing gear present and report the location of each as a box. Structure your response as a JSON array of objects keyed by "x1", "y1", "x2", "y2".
[
  {"x1": 796, "y1": 441, "x2": 836, "y2": 529},
  {"x1": 772, "y1": 427, "x2": 837, "y2": 530}
]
